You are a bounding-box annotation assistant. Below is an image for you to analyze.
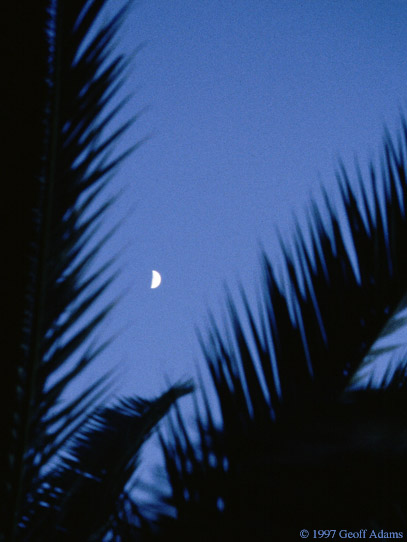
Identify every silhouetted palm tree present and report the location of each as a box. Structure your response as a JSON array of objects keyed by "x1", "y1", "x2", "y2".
[
  {"x1": 141, "y1": 121, "x2": 407, "y2": 540},
  {"x1": 2, "y1": 2, "x2": 190, "y2": 540}
]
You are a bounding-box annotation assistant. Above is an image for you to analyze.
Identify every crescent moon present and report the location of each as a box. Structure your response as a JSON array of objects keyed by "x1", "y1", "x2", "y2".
[{"x1": 151, "y1": 270, "x2": 162, "y2": 289}]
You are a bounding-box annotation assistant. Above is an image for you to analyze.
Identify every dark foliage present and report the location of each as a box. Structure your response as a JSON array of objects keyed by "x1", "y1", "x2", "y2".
[
  {"x1": 140, "y1": 121, "x2": 407, "y2": 540},
  {"x1": 2, "y1": 2, "x2": 189, "y2": 540}
]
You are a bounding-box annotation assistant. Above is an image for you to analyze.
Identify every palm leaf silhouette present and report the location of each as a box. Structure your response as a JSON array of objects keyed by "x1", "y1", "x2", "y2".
[
  {"x1": 144, "y1": 120, "x2": 407, "y2": 539},
  {"x1": 2, "y1": 2, "x2": 190, "y2": 540}
]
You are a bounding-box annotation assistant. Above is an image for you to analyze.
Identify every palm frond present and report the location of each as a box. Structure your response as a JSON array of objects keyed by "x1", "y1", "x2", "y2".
[
  {"x1": 150, "y1": 118, "x2": 407, "y2": 538},
  {"x1": 21, "y1": 383, "x2": 193, "y2": 541},
  {"x1": 2, "y1": 2, "x2": 189, "y2": 539}
]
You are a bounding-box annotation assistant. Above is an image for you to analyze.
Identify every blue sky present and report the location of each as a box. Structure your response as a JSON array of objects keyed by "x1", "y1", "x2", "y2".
[
  {"x1": 78, "y1": 0, "x2": 407, "y2": 423},
  {"x1": 78, "y1": 0, "x2": 407, "y2": 498}
]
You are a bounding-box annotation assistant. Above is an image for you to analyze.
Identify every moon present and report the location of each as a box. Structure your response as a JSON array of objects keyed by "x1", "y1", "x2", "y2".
[{"x1": 151, "y1": 270, "x2": 162, "y2": 289}]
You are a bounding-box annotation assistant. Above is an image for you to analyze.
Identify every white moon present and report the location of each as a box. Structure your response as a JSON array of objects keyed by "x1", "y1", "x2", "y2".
[{"x1": 151, "y1": 270, "x2": 162, "y2": 289}]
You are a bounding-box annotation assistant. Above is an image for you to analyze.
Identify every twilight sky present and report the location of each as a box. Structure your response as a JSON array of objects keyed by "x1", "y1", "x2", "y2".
[{"x1": 85, "y1": 0, "x2": 407, "y2": 413}]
